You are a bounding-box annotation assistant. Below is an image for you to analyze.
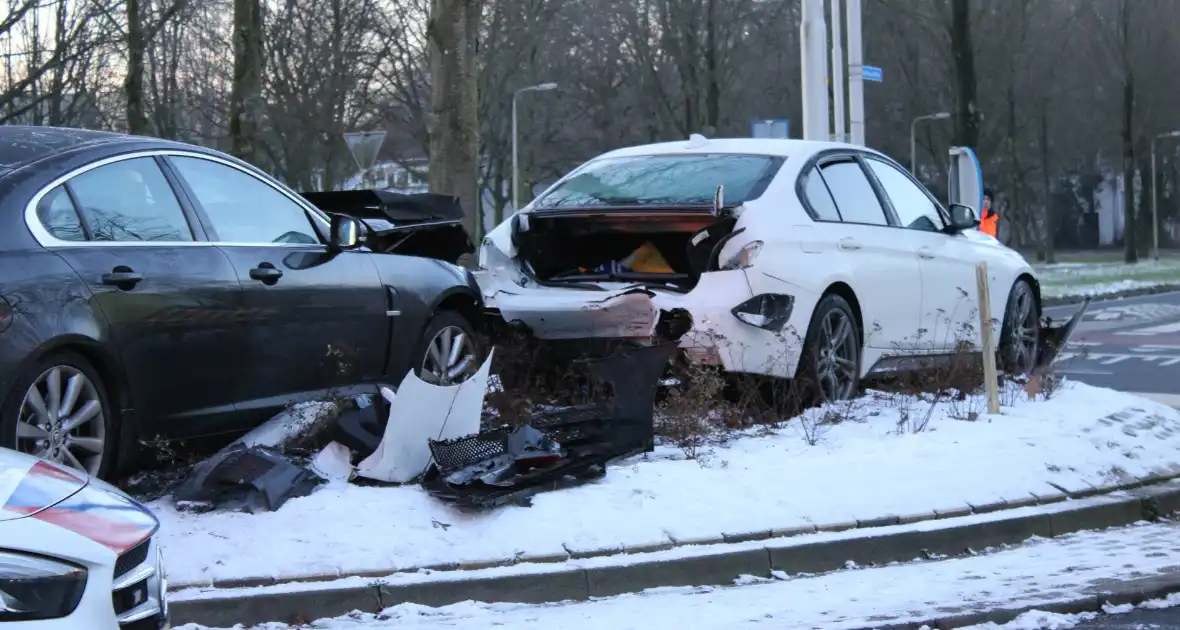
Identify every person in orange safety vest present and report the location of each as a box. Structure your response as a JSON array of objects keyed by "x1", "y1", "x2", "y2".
[{"x1": 979, "y1": 187, "x2": 999, "y2": 239}]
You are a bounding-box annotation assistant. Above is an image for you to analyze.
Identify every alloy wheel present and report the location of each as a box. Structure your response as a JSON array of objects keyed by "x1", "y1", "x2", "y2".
[
  {"x1": 15, "y1": 365, "x2": 105, "y2": 475},
  {"x1": 815, "y1": 309, "x2": 858, "y2": 401},
  {"x1": 1007, "y1": 283, "x2": 1039, "y2": 375},
  {"x1": 420, "y1": 326, "x2": 478, "y2": 385}
]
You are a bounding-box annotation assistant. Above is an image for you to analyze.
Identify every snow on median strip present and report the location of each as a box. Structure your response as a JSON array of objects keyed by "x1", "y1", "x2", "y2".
[
  {"x1": 153, "y1": 381, "x2": 1180, "y2": 589},
  {"x1": 175, "y1": 518, "x2": 1180, "y2": 629}
]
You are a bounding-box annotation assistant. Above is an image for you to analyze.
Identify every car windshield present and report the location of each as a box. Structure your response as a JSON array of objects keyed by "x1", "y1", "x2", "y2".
[{"x1": 535, "y1": 154, "x2": 785, "y2": 208}]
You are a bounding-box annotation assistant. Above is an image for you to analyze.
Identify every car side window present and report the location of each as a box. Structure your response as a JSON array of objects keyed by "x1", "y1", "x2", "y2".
[
  {"x1": 68, "y1": 157, "x2": 194, "y2": 242},
  {"x1": 37, "y1": 186, "x2": 86, "y2": 242},
  {"x1": 801, "y1": 167, "x2": 842, "y2": 221},
  {"x1": 169, "y1": 156, "x2": 321, "y2": 245},
  {"x1": 866, "y1": 158, "x2": 946, "y2": 232},
  {"x1": 818, "y1": 160, "x2": 888, "y2": 226}
]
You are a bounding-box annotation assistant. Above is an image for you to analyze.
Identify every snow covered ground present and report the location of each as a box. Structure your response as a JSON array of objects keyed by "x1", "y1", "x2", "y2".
[
  {"x1": 175, "y1": 518, "x2": 1180, "y2": 630},
  {"x1": 155, "y1": 381, "x2": 1180, "y2": 588},
  {"x1": 1034, "y1": 258, "x2": 1180, "y2": 299}
]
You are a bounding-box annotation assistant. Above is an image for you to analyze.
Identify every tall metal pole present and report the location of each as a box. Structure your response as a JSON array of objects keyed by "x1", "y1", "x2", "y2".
[
  {"x1": 830, "y1": 0, "x2": 845, "y2": 143},
  {"x1": 910, "y1": 118, "x2": 918, "y2": 176},
  {"x1": 512, "y1": 92, "x2": 520, "y2": 213},
  {"x1": 1153, "y1": 136, "x2": 1159, "y2": 261},
  {"x1": 510, "y1": 82, "x2": 557, "y2": 213},
  {"x1": 846, "y1": 0, "x2": 865, "y2": 146},
  {"x1": 800, "y1": 0, "x2": 829, "y2": 141}
]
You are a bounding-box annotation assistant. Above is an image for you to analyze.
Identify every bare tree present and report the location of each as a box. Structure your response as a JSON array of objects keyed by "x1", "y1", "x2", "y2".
[
  {"x1": 427, "y1": 0, "x2": 482, "y2": 238},
  {"x1": 228, "y1": 0, "x2": 263, "y2": 163}
]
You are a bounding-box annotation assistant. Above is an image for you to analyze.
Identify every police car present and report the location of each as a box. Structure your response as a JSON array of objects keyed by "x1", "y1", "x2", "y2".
[{"x1": 0, "y1": 447, "x2": 167, "y2": 629}]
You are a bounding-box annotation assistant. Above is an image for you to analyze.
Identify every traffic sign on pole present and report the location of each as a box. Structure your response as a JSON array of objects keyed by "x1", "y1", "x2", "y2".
[
  {"x1": 343, "y1": 130, "x2": 387, "y2": 172},
  {"x1": 862, "y1": 65, "x2": 883, "y2": 82}
]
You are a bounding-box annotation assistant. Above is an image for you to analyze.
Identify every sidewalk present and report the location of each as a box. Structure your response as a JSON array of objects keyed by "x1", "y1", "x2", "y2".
[
  {"x1": 155, "y1": 382, "x2": 1180, "y2": 591},
  {"x1": 176, "y1": 516, "x2": 1180, "y2": 630}
]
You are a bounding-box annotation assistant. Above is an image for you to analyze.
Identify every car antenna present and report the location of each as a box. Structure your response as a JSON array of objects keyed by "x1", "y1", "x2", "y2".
[{"x1": 712, "y1": 184, "x2": 724, "y2": 217}]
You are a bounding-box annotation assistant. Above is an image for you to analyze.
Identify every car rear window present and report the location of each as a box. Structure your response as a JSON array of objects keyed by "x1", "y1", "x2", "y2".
[{"x1": 536, "y1": 154, "x2": 785, "y2": 208}]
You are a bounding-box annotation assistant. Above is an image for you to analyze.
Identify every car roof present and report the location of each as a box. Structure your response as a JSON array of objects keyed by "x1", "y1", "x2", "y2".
[
  {"x1": 0, "y1": 125, "x2": 141, "y2": 170},
  {"x1": 594, "y1": 137, "x2": 885, "y2": 160}
]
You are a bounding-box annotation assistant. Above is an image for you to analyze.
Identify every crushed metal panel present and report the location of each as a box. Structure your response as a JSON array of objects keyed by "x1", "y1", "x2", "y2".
[{"x1": 494, "y1": 287, "x2": 659, "y2": 339}]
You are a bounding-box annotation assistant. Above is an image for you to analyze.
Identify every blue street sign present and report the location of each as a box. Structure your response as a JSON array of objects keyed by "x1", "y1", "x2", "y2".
[
  {"x1": 751, "y1": 119, "x2": 790, "y2": 139},
  {"x1": 863, "y1": 65, "x2": 883, "y2": 82}
]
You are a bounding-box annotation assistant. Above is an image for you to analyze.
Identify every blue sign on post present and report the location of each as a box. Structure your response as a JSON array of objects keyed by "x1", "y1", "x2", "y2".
[
  {"x1": 751, "y1": 119, "x2": 790, "y2": 139},
  {"x1": 862, "y1": 65, "x2": 883, "y2": 82}
]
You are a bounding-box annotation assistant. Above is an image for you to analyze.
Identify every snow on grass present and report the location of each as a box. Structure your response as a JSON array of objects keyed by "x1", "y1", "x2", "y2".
[
  {"x1": 153, "y1": 381, "x2": 1180, "y2": 588},
  {"x1": 1034, "y1": 258, "x2": 1180, "y2": 299},
  {"x1": 176, "y1": 519, "x2": 1180, "y2": 630}
]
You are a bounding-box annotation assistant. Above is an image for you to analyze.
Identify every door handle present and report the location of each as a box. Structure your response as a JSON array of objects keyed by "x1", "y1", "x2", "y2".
[
  {"x1": 100, "y1": 266, "x2": 143, "y2": 290},
  {"x1": 837, "y1": 238, "x2": 861, "y2": 251},
  {"x1": 918, "y1": 247, "x2": 935, "y2": 260},
  {"x1": 249, "y1": 262, "x2": 283, "y2": 284}
]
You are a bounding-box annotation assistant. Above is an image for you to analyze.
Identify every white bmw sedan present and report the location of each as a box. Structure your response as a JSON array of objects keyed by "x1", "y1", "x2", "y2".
[
  {"x1": 0, "y1": 447, "x2": 167, "y2": 629},
  {"x1": 478, "y1": 136, "x2": 1048, "y2": 401}
]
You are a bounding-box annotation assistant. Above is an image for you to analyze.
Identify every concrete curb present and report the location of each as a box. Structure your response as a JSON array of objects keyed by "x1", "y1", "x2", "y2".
[
  {"x1": 171, "y1": 480, "x2": 1180, "y2": 628},
  {"x1": 864, "y1": 570, "x2": 1180, "y2": 630},
  {"x1": 1043, "y1": 283, "x2": 1180, "y2": 307}
]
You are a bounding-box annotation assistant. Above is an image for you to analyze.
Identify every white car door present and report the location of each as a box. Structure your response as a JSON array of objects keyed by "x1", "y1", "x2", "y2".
[
  {"x1": 804, "y1": 156, "x2": 925, "y2": 352},
  {"x1": 863, "y1": 156, "x2": 980, "y2": 351}
]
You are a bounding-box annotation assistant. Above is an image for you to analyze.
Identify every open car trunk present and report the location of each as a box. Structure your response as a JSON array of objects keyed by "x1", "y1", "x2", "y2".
[
  {"x1": 300, "y1": 189, "x2": 474, "y2": 264},
  {"x1": 513, "y1": 208, "x2": 739, "y2": 293}
]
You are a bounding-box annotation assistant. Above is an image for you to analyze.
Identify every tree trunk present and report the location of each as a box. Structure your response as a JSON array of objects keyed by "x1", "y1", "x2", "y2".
[
  {"x1": 1039, "y1": 106, "x2": 1055, "y2": 264},
  {"x1": 427, "y1": 0, "x2": 482, "y2": 242},
  {"x1": 229, "y1": 0, "x2": 264, "y2": 164},
  {"x1": 124, "y1": 0, "x2": 148, "y2": 135},
  {"x1": 950, "y1": 0, "x2": 979, "y2": 148},
  {"x1": 704, "y1": 0, "x2": 720, "y2": 133},
  {"x1": 1122, "y1": 76, "x2": 1137, "y2": 263}
]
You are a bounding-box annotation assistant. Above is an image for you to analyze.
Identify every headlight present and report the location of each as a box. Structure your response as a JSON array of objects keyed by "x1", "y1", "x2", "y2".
[
  {"x1": 478, "y1": 237, "x2": 492, "y2": 269},
  {"x1": 0, "y1": 551, "x2": 87, "y2": 621},
  {"x1": 721, "y1": 240, "x2": 764, "y2": 270}
]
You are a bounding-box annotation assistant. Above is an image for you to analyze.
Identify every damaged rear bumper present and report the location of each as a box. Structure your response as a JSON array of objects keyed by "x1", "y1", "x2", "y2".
[{"x1": 483, "y1": 269, "x2": 817, "y2": 378}]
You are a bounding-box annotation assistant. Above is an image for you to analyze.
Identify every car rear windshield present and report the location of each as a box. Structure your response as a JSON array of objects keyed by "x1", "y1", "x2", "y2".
[{"x1": 535, "y1": 153, "x2": 785, "y2": 208}]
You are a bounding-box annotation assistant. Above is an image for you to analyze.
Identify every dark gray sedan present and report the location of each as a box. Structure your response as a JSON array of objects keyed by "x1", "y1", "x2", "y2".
[{"x1": 0, "y1": 126, "x2": 484, "y2": 478}]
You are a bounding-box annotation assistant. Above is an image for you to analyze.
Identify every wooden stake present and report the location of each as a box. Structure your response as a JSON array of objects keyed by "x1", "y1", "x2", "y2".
[{"x1": 975, "y1": 261, "x2": 1001, "y2": 414}]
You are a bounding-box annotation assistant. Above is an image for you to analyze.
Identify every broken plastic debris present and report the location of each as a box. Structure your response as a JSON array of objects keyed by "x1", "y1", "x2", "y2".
[
  {"x1": 171, "y1": 445, "x2": 322, "y2": 513},
  {"x1": 309, "y1": 441, "x2": 355, "y2": 482},
  {"x1": 356, "y1": 349, "x2": 494, "y2": 483}
]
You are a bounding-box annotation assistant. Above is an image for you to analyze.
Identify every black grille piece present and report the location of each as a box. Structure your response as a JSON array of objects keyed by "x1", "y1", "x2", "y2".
[
  {"x1": 114, "y1": 539, "x2": 150, "y2": 580},
  {"x1": 429, "y1": 429, "x2": 510, "y2": 474}
]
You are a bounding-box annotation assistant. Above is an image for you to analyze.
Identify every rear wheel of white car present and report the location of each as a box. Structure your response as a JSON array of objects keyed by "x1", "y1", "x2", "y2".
[
  {"x1": 1, "y1": 351, "x2": 115, "y2": 477},
  {"x1": 999, "y1": 279, "x2": 1040, "y2": 375},
  {"x1": 415, "y1": 310, "x2": 482, "y2": 386},
  {"x1": 797, "y1": 294, "x2": 861, "y2": 404}
]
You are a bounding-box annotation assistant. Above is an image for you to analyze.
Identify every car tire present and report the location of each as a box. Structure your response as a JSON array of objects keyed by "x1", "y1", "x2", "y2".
[
  {"x1": 0, "y1": 350, "x2": 117, "y2": 477},
  {"x1": 413, "y1": 310, "x2": 484, "y2": 386},
  {"x1": 998, "y1": 279, "x2": 1040, "y2": 375},
  {"x1": 796, "y1": 294, "x2": 862, "y2": 404}
]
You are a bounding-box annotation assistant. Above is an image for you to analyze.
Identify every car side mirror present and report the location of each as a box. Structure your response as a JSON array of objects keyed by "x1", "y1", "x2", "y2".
[
  {"x1": 946, "y1": 203, "x2": 979, "y2": 233},
  {"x1": 329, "y1": 213, "x2": 364, "y2": 252}
]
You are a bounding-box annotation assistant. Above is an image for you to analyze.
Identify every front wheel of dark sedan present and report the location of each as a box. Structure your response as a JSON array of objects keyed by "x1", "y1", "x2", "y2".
[
  {"x1": 414, "y1": 310, "x2": 483, "y2": 386},
  {"x1": 1, "y1": 351, "x2": 115, "y2": 477}
]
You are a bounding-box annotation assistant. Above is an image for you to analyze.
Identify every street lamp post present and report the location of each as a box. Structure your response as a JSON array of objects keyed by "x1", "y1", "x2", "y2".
[
  {"x1": 910, "y1": 111, "x2": 951, "y2": 175},
  {"x1": 512, "y1": 82, "x2": 558, "y2": 213},
  {"x1": 1151, "y1": 130, "x2": 1180, "y2": 261}
]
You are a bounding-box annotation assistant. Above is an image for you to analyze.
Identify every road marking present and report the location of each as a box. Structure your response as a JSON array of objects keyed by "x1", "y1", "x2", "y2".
[
  {"x1": 1125, "y1": 391, "x2": 1180, "y2": 408},
  {"x1": 1054, "y1": 351, "x2": 1180, "y2": 367},
  {"x1": 1054, "y1": 368, "x2": 1114, "y2": 375},
  {"x1": 1116, "y1": 321, "x2": 1180, "y2": 336}
]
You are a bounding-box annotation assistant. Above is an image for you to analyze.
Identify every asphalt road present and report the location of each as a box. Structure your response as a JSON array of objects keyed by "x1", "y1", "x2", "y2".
[
  {"x1": 1073, "y1": 606, "x2": 1180, "y2": 628},
  {"x1": 1043, "y1": 290, "x2": 1180, "y2": 402}
]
